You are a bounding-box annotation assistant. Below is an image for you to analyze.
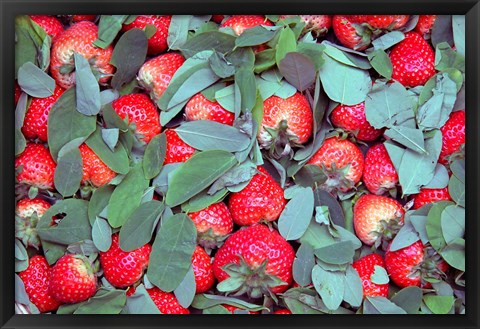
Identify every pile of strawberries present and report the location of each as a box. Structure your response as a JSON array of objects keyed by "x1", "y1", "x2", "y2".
[{"x1": 15, "y1": 14, "x2": 465, "y2": 315}]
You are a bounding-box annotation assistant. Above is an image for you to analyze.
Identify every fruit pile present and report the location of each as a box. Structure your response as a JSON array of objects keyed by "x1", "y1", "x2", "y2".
[{"x1": 14, "y1": 14, "x2": 465, "y2": 315}]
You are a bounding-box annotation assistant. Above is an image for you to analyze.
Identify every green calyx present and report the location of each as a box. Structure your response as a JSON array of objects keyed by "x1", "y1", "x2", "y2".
[
  {"x1": 318, "y1": 163, "x2": 355, "y2": 194},
  {"x1": 15, "y1": 213, "x2": 41, "y2": 249},
  {"x1": 263, "y1": 121, "x2": 302, "y2": 159},
  {"x1": 410, "y1": 246, "x2": 448, "y2": 287},
  {"x1": 371, "y1": 217, "x2": 403, "y2": 250}
]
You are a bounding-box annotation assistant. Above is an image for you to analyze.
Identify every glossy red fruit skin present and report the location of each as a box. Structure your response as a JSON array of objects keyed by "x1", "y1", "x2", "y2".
[
  {"x1": 352, "y1": 253, "x2": 389, "y2": 298},
  {"x1": 99, "y1": 234, "x2": 152, "y2": 288},
  {"x1": 213, "y1": 224, "x2": 295, "y2": 294},
  {"x1": 71, "y1": 15, "x2": 97, "y2": 22},
  {"x1": 29, "y1": 15, "x2": 64, "y2": 41},
  {"x1": 79, "y1": 144, "x2": 116, "y2": 187},
  {"x1": 22, "y1": 85, "x2": 64, "y2": 142},
  {"x1": 19, "y1": 255, "x2": 62, "y2": 313},
  {"x1": 221, "y1": 15, "x2": 273, "y2": 35},
  {"x1": 192, "y1": 246, "x2": 215, "y2": 293},
  {"x1": 350, "y1": 15, "x2": 409, "y2": 29},
  {"x1": 185, "y1": 93, "x2": 234, "y2": 126},
  {"x1": 228, "y1": 166, "x2": 286, "y2": 226},
  {"x1": 15, "y1": 82, "x2": 22, "y2": 104},
  {"x1": 330, "y1": 102, "x2": 382, "y2": 142},
  {"x1": 223, "y1": 304, "x2": 258, "y2": 314},
  {"x1": 147, "y1": 287, "x2": 190, "y2": 314},
  {"x1": 363, "y1": 144, "x2": 399, "y2": 195},
  {"x1": 390, "y1": 31, "x2": 436, "y2": 87},
  {"x1": 332, "y1": 15, "x2": 368, "y2": 51},
  {"x1": 111, "y1": 93, "x2": 161, "y2": 143},
  {"x1": 188, "y1": 202, "x2": 234, "y2": 237},
  {"x1": 15, "y1": 143, "x2": 56, "y2": 189},
  {"x1": 415, "y1": 15, "x2": 437, "y2": 35},
  {"x1": 212, "y1": 15, "x2": 225, "y2": 23},
  {"x1": 413, "y1": 187, "x2": 452, "y2": 209},
  {"x1": 163, "y1": 129, "x2": 196, "y2": 164},
  {"x1": 122, "y1": 15, "x2": 171, "y2": 55},
  {"x1": 273, "y1": 309, "x2": 292, "y2": 314},
  {"x1": 439, "y1": 110, "x2": 465, "y2": 164}
]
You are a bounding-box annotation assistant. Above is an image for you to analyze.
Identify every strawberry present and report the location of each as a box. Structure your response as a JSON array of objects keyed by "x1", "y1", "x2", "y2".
[
  {"x1": 48, "y1": 254, "x2": 97, "y2": 303},
  {"x1": 184, "y1": 93, "x2": 234, "y2": 126},
  {"x1": 330, "y1": 102, "x2": 382, "y2": 142},
  {"x1": 349, "y1": 15, "x2": 410, "y2": 30},
  {"x1": 29, "y1": 15, "x2": 64, "y2": 41},
  {"x1": 15, "y1": 198, "x2": 51, "y2": 248},
  {"x1": 273, "y1": 309, "x2": 292, "y2": 314},
  {"x1": 137, "y1": 53, "x2": 185, "y2": 103},
  {"x1": 15, "y1": 143, "x2": 56, "y2": 190},
  {"x1": 390, "y1": 31, "x2": 436, "y2": 87},
  {"x1": 307, "y1": 136, "x2": 364, "y2": 192},
  {"x1": 439, "y1": 110, "x2": 465, "y2": 165},
  {"x1": 279, "y1": 15, "x2": 331, "y2": 37},
  {"x1": 111, "y1": 93, "x2": 161, "y2": 143},
  {"x1": 220, "y1": 15, "x2": 273, "y2": 36},
  {"x1": 332, "y1": 15, "x2": 371, "y2": 51},
  {"x1": 352, "y1": 253, "x2": 389, "y2": 298},
  {"x1": 19, "y1": 255, "x2": 62, "y2": 313},
  {"x1": 353, "y1": 194, "x2": 404, "y2": 247},
  {"x1": 259, "y1": 93, "x2": 313, "y2": 157},
  {"x1": 228, "y1": 166, "x2": 286, "y2": 226},
  {"x1": 50, "y1": 21, "x2": 114, "y2": 89},
  {"x1": 122, "y1": 15, "x2": 171, "y2": 55},
  {"x1": 163, "y1": 129, "x2": 196, "y2": 164},
  {"x1": 223, "y1": 305, "x2": 258, "y2": 314},
  {"x1": 15, "y1": 81, "x2": 22, "y2": 104},
  {"x1": 412, "y1": 187, "x2": 452, "y2": 209},
  {"x1": 211, "y1": 15, "x2": 225, "y2": 24},
  {"x1": 99, "y1": 234, "x2": 151, "y2": 288},
  {"x1": 188, "y1": 202, "x2": 234, "y2": 249},
  {"x1": 71, "y1": 15, "x2": 97, "y2": 22},
  {"x1": 79, "y1": 144, "x2": 116, "y2": 187},
  {"x1": 362, "y1": 144, "x2": 399, "y2": 195},
  {"x1": 385, "y1": 240, "x2": 449, "y2": 288},
  {"x1": 147, "y1": 287, "x2": 190, "y2": 314},
  {"x1": 192, "y1": 246, "x2": 215, "y2": 293},
  {"x1": 415, "y1": 15, "x2": 437, "y2": 36},
  {"x1": 22, "y1": 85, "x2": 64, "y2": 142}
]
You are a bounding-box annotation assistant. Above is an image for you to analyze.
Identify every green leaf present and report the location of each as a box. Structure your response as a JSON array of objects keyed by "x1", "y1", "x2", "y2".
[
  {"x1": 167, "y1": 15, "x2": 191, "y2": 50},
  {"x1": 343, "y1": 265, "x2": 363, "y2": 307},
  {"x1": 275, "y1": 26, "x2": 297, "y2": 66},
  {"x1": 278, "y1": 187, "x2": 314, "y2": 241},
  {"x1": 390, "y1": 221, "x2": 420, "y2": 251},
  {"x1": 371, "y1": 31, "x2": 405, "y2": 50},
  {"x1": 74, "y1": 53, "x2": 101, "y2": 115},
  {"x1": 123, "y1": 284, "x2": 161, "y2": 314},
  {"x1": 17, "y1": 62, "x2": 55, "y2": 98},
  {"x1": 451, "y1": 15, "x2": 465, "y2": 57},
  {"x1": 364, "y1": 297, "x2": 407, "y2": 314},
  {"x1": 435, "y1": 42, "x2": 465, "y2": 73},
  {"x1": 202, "y1": 305, "x2": 231, "y2": 314},
  {"x1": 431, "y1": 15, "x2": 454, "y2": 48},
  {"x1": 235, "y1": 67, "x2": 257, "y2": 113},
  {"x1": 367, "y1": 49, "x2": 393, "y2": 79},
  {"x1": 391, "y1": 286, "x2": 422, "y2": 314},
  {"x1": 208, "y1": 51, "x2": 236, "y2": 78},
  {"x1": 426, "y1": 201, "x2": 454, "y2": 252},
  {"x1": 296, "y1": 42, "x2": 325, "y2": 71},
  {"x1": 54, "y1": 146, "x2": 82, "y2": 197},
  {"x1": 208, "y1": 161, "x2": 256, "y2": 195},
  {"x1": 143, "y1": 133, "x2": 167, "y2": 180},
  {"x1": 180, "y1": 31, "x2": 236, "y2": 58},
  {"x1": 235, "y1": 25, "x2": 278, "y2": 47},
  {"x1": 278, "y1": 52, "x2": 316, "y2": 92},
  {"x1": 282, "y1": 289, "x2": 325, "y2": 314},
  {"x1": 441, "y1": 205, "x2": 465, "y2": 244},
  {"x1": 88, "y1": 185, "x2": 114, "y2": 225},
  {"x1": 15, "y1": 129, "x2": 26, "y2": 156},
  {"x1": 174, "y1": 266, "x2": 196, "y2": 308},
  {"x1": 15, "y1": 16, "x2": 47, "y2": 77},
  {"x1": 254, "y1": 49, "x2": 276, "y2": 73},
  {"x1": 313, "y1": 188, "x2": 345, "y2": 228},
  {"x1": 75, "y1": 289, "x2": 126, "y2": 314},
  {"x1": 192, "y1": 294, "x2": 265, "y2": 311},
  {"x1": 148, "y1": 214, "x2": 197, "y2": 292},
  {"x1": 292, "y1": 243, "x2": 315, "y2": 287},
  {"x1": 94, "y1": 15, "x2": 128, "y2": 48},
  {"x1": 448, "y1": 174, "x2": 465, "y2": 207},
  {"x1": 92, "y1": 217, "x2": 112, "y2": 252},
  {"x1": 423, "y1": 295, "x2": 454, "y2": 314},
  {"x1": 181, "y1": 188, "x2": 228, "y2": 213},
  {"x1": 312, "y1": 265, "x2": 344, "y2": 311},
  {"x1": 119, "y1": 200, "x2": 165, "y2": 252},
  {"x1": 424, "y1": 164, "x2": 449, "y2": 189},
  {"x1": 314, "y1": 241, "x2": 355, "y2": 265},
  {"x1": 450, "y1": 158, "x2": 465, "y2": 182},
  {"x1": 370, "y1": 265, "x2": 390, "y2": 284},
  {"x1": 440, "y1": 238, "x2": 465, "y2": 271},
  {"x1": 101, "y1": 128, "x2": 120, "y2": 152},
  {"x1": 214, "y1": 85, "x2": 235, "y2": 112},
  {"x1": 322, "y1": 43, "x2": 371, "y2": 69}
]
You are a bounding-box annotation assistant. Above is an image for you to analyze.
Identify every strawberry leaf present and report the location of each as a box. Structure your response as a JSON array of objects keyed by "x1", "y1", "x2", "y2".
[
  {"x1": 452, "y1": 15, "x2": 465, "y2": 57},
  {"x1": 424, "y1": 164, "x2": 449, "y2": 189},
  {"x1": 88, "y1": 185, "x2": 114, "y2": 225},
  {"x1": 254, "y1": 49, "x2": 276, "y2": 73},
  {"x1": 15, "y1": 16, "x2": 47, "y2": 77},
  {"x1": 313, "y1": 188, "x2": 345, "y2": 227},
  {"x1": 314, "y1": 241, "x2": 355, "y2": 265},
  {"x1": 85, "y1": 127, "x2": 129, "y2": 175},
  {"x1": 363, "y1": 297, "x2": 407, "y2": 314},
  {"x1": 123, "y1": 284, "x2": 161, "y2": 314},
  {"x1": 181, "y1": 188, "x2": 229, "y2": 213},
  {"x1": 74, "y1": 289, "x2": 126, "y2": 314},
  {"x1": 343, "y1": 266, "x2": 363, "y2": 307},
  {"x1": 208, "y1": 161, "x2": 256, "y2": 195},
  {"x1": 423, "y1": 295, "x2": 455, "y2": 314},
  {"x1": 312, "y1": 265, "x2": 344, "y2": 311},
  {"x1": 367, "y1": 49, "x2": 393, "y2": 79},
  {"x1": 278, "y1": 52, "x2": 316, "y2": 92},
  {"x1": 101, "y1": 128, "x2": 120, "y2": 152},
  {"x1": 235, "y1": 25, "x2": 279, "y2": 48},
  {"x1": 174, "y1": 266, "x2": 196, "y2": 308},
  {"x1": 296, "y1": 42, "x2": 325, "y2": 71},
  {"x1": 209, "y1": 51, "x2": 236, "y2": 78},
  {"x1": 152, "y1": 163, "x2": 183, "y2": 196},
  {"x1": 371, "y1": 31, "x2": 405, "y2": 50},
  {"x1": 143, "y1": 133, "x2": 167, "y2": 180},
  {"x1": 214, "y1": 85, "x2": 235, "y2": 112},
  {"x1": 100, "y1": 89, "x2": 120, "y2": 106},
  {"x1": 73, "y1": 53, "x2": 101, "y2": 116},
  {"x1": 15, "y1": 129, "x2": 26, "y2": 156},
  {"x1": 292, "y1": 243, "x2": 315, "y2": 287},
  {"x1": 18, "y1": 62, "x2": 55, "y2": 98},
  {"x1": 441, "y1": 205, "x2": 465, "y2": 244},
  {"x1": 275, "y1": 26, "x2": 297, "y2": 66},
  {"x1": 235, "y1": 67, "x2": 257, "y2": 113},
  {"x1": 431, "y1": 15, "x2": 454, "y2": 48},
  {"x1": 91, "y1": 217, "x2": 112, "y2": 252},
  {"x1": 94, "y1": 15, "x2": 129, "y2": 49},
  {"x1": 426, "y1": 201, "x2": 454, "y2": 252},
  {"x1": 167, "y1": 15, "x2": 191, "y2": 50},
  {"x1": 54, "y1": 146, "x2": 82, "y2": 197},
  {"x1": 278, "y1": 186, "x2": 314, "y2": 240},
  {"x1": 180, "y1": 31, "x2": 236, "y2": 58},
  {"x1": 322, "y1": 43, "x2": 371, "y2": 69},
  {"x1": 448, "y1": 174, "x2": 465, "y2": 207},
  {"x1": 191, "y1": 294, "x2": 265, "y2": 311},
  {"x1": 390, "y1": 286, "x2": 422, "y2": 314},
  {"x1": 370, "y1": 265, "x2": 390, "y2": 285},
  {"x1": 390, "y1": 220, "x2": 420, "y2": 252},
  {"x1": 282, "y1": 288, "x2": 324, "y2": 314},
  {"x1": 440, "y1": 238, "x2": 465, "y2": 271}
]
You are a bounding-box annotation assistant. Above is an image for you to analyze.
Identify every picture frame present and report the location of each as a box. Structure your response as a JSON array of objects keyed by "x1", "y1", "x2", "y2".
[{"x1": 1, "y1": 0, "x2": 479, "y2": 328}]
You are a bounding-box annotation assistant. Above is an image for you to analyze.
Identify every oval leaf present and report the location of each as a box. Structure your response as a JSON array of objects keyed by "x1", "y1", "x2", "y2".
[
  {"x1": 74, "y1": 52, "x2": 101, "y2": 116},
  {"x1": 92, "y1": 217, "x2": 113, "y2": 252},
  {"x1": 278, "y1": 52, "x2": 316, "y2": 92},
  {"x1": 54, "y1": 146, "x2": 82, "y2": 197},
  {"x1": 312, "y1": 265, "x2": 344, "y2": 311},
  {"x1": 18, "y1": 61, "x2": 55, "y2": 98},
  {"x1": 278, "y1": 187, "x2": 314, "y2": 240},
  {"x1": 143, "y1": 133, "x2": 167, "y2": 179}
]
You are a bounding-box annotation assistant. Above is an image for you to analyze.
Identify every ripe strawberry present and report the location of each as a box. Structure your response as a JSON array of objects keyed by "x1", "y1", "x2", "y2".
[
  {"x1": 138, "y1": 53, "x2": 185, "y2": 103},
  {"x1": 228, "y1": 166, "x2": 286, "y2": 226},
  {"x1": 15, "y1": 143, "x2": 56, "y2": 190},
  {"x1": 390, "y1": 31, "x2": 436, "y2": 87},
  {"x1": 111, "y1": 93, "x2": 161, "y2": 143},
  {"x1": 223, "y1": 305, "x2": 258, "y2": 314},
  {"x1": 412, "y1": 187, "x2": 452, "y2": 209},
  {"x1": 307, "y1": 136, "x2": 364, "y2": 192},
  {"x1": 48, "y1": 254, "x2": 97, "y2": 303},
  {"x1": 22, "y1": 85, "x2": 64, "y2": 142},
  {"x1": 330, "y1": 102, "x2": 382, "y2": 142},
  {"x1": 212, "y1": 15, "x2": 225, "y2": 24},
  {"x1": 350, "y1": 15, "x2": 410, "y2": 30},
  {"x1": 273, "y1": 309, "x2": 292, "y2": 314},
  {"x1": 71, "y1": 15, "x2": 97, "y2": 22},
  {"x1": 220, "y1": 15, "x2": 273, "y2": 36},
  {"x1": 188, "y1": 202, "x2": 234, "y2": 249},
  {"x1": 122, "y1": 15, "x2": 171, "y2": 55},
  {"x1": 99, "y1": 234, "x2": 151, "y2": 288},
  {"x1": 385, "y1": 240, "x2": 449, "y2": 288},
  {"x1": 212, "y1": 224, "x2": 295, "y2": 297},
  {"x1": 50, "y1": 21, "x2": 114, "y2": 89},
  {"x1": 147, "y1": 287, "x2": 190, "y2": 314},
  {"x1": 439, "y1": 110, "x2": 465, "y2": 164},
  {"x1": 15, "y1": 198, "x2": 51, "y2": 248},
  {"x1": 15, "y1": 81, "x2": 22, "y2": 104},
  {"x1": 19, "y1": 255, "x2": 62, "y2": 313},
  {"x1": 163, "y1": 129, "x2": 196, "y2": 164},
  {"x1": 79, "y1": 144, "x2": 116, "y2": 187},
  {"x1": 192, "y1": 246, "x2": 215, "y2": 293},
  {"x1": 332, "y1": 15, "x2": 371, "y2": 51},
  {"x1": 415, "y1": 15, "x2": 437, "y2": 36},
  {"x1": 279, "y1": 15, "x2": 331, "y2": 37},
  {"x1": 353, "y1": 194, "x2": 404, "y2": 247},
  {"x1": 363, "y1": 144, "x2": 399, "y2": 195},
  {"x1": 352, "y1": 253, "x2": 389, "y2": 298},
  {"x1": 259, "y1": 93, "x2": 313, "y2": 157},
  {"x1": 29, "y1": 15, "x2": 64, "y2": 41},
  {"x1": 184, "y1": 93, "x2": 234, "y2": 126}
]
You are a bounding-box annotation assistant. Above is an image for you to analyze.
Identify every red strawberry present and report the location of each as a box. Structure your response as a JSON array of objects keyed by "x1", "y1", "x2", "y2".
[
  {"x1": 29, "y1": 15, "x2": 64, "y2": 41},
  {"x1": 385, "y1": 240, "x2": 449, "y2": 288},
  {"x1": 279, "y1": 15, "x2": 331, "y2": 37},
  {"x1": 126, "y1": 285, "x2": 136, "y2": 297},
  {"x1": 15, "y1": 198, "x2": 51, "y2": 248},
  {"x1": 352, "y1": 253, "x2": 389, "y2": 298},
  {"x1": 307, "y1": 136, "x2": 365, "y2": 192},
  {"x1": 412, "y1": 187, "x2": 452, "y2": 209},
  {"x1": 350, "y1": 15, "x2": 410, "y2": 30},
  {"x1": 330, "y1": 102, "x2": 382, "y2": 142},
  {"x1": 273, "y1": 309, "x2": 292, "y2": 314},
  {"x1": 15, "y1": 81, "x2": 22, "y2": 104},
  {"x1": 48, "y1": 254, "x2": 97, "y2": 303},
  {"x1": 138, "y1": 53, "x2": 185, "y2": 103},
  {"x1": 50, "y1": 21, "x2": 114, "y2": 89},
  {"x1": 259, "y1": 93, "x2": 313, "y2": 157},
  {"x1": 99, "y1": 234, "x2": 151, "y2": 288},
  {"x1": 122, "y1": 15, "x2": 171, "y2": 55},
  {"x1": 223, "y1": 305, "x2": 258, "y2": 314},
  {"x1": 15, "y1": 143, "x2": 56, "y2": 189},
  {"x1": 111, "y1": 93, "x2": 161, "y2": 143},
  {"x1": 353, "y1": 194, "x2": 404, "y2": 247},
  {"x1": 163, "y1": 129, "x2": 196, "y2": 164},
  {"x1": 192, "y1": 246, "x2": 215, "y2": 293},
  {"x1": 19, "y1": 255, "x2": 62, "y2": 313},
  {"x1": 71, "y1": 15, "x2": 97, "y2": 22},
  {"x1": 363, "y1": 144, "x2": 399, "y2": 195},
  {"x1": 147, "y1": 287, "x2": 190, "y2": 314},
  {"x1": 415, "y1": 15, "x2": 437, "y2": 36},
  {"x1": 439, "y1": 110, "x2": 465, "y2": 164},
  {"x1": 228, "y1": 166, "x2": 286, "y2": 226},
  {"x1": 79, "y1": 144, "x2": 116, "y2": 187},
  {"x1": 184, "y1": 93, "x2": 234, "y2": 126},
  {"x1": 220, "y1": 15, "x2": 273, "y2": 36},
  {"x1": 22, "y1": 85, "x2": 64, "y2": 142},
  {"x1": 390, "y1": 31, "x2": 436, "y2": 87},
  {"x1": 213, "y1": 224, "x2": 294, "y2": 297},
  {"x1": 212, "y1": 15, "x2": 225, "y2": 24},
  {"x1": 332, "y1": 15, "x2": 371, "y2": 51}
]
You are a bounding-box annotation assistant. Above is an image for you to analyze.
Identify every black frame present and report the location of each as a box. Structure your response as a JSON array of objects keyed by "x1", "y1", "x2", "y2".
[{"x1": 1, "y1": 0, "x2": 479, "y2": 328}]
